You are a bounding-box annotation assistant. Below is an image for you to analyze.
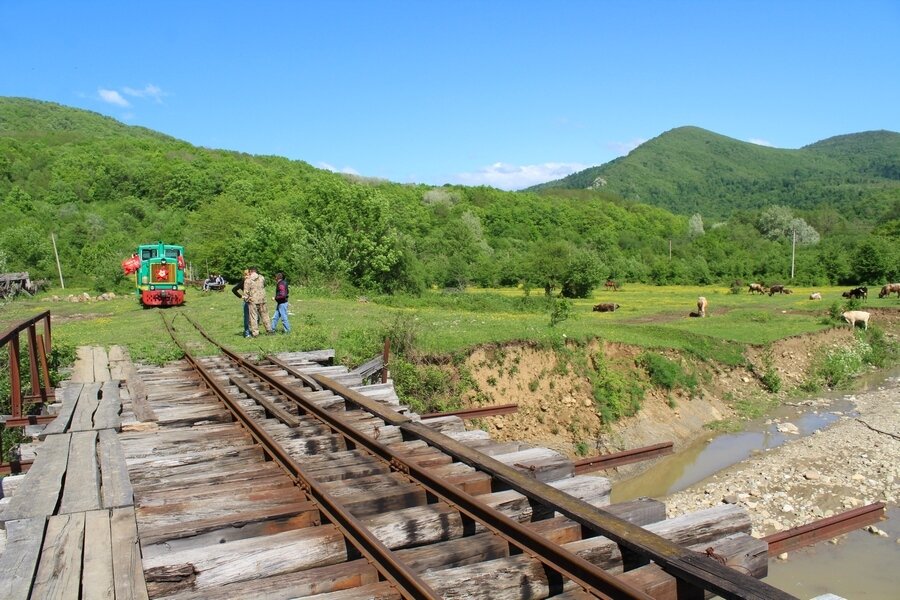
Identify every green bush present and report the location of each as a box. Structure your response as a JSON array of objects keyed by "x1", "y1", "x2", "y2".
[
  {"x1": 390, "y1": 357, "x2": 459, "y2": 414},
  {"x1": 549, "y1": 297, "x2": 573, "y2": 327},
  {"x1": 590, "y1": 353, "x2": 644, "y2": 423},
  {"x1": 638, "y1": 352, "x2": 698, "y2": 393}
]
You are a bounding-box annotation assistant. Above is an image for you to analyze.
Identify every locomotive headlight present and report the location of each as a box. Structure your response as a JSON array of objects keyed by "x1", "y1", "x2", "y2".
[
  {"x1": 142, "y1": 275, "x2": 149, "y2": 284},
  {"x1": 150, "y1": 285, "x2": 155, "y2": 291}
]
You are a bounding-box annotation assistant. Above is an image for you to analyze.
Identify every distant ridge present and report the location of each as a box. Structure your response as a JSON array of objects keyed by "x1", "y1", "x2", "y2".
[{"x1": 529, "y1": 126, "x2": 900, "y2": 221}]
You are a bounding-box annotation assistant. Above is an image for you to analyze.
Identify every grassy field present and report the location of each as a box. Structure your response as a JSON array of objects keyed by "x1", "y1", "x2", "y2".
[{"x1": 2, "y1": 283, "x2": 886, "y2": 368}]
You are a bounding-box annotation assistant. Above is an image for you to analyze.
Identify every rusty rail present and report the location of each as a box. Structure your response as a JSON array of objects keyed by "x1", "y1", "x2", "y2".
[
  {"x1": 1, "y1": 311, "x2": 54, "y2": 472},
  {"x1": 421, "y1": 403, "x2": 518, "y2": 419},
  {"x1": 574, "y1": 442, "x2": 674, "y2": 475},
  {"x1": 181, "y1": 313, "x2": 797, "y2": 600},
  {"x1": 763, "y1": 502, "x2": 886, "y2": 555},
  {"x1": 163, "y1": 314, "x2": 441, "y2": 600},
  {"x1": 179, "y1": 313, "x2": 659, "y2": 600}
]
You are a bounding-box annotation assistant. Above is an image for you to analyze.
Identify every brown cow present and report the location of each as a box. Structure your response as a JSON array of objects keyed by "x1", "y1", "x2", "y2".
[
  {"x1": 879, "y1": 283, "x2": 900, "y2": 298},
  {"x1": 604, "y1": 280, "x2": 620, "y2": 291},
  {"x1": 593, "y1": 303, "x2": 620, "y2": 312},
  {"x1": 768, "y1": 284, "x2": 786, "y2": 296},
  {"x1": 748, "y1": 283, "x2": 767, "y2": 294}
]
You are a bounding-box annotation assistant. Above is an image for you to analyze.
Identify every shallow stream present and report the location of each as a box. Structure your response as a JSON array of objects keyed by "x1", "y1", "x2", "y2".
[{"x1": 608, "y1": 365, "x2": 900, "y2": 598}]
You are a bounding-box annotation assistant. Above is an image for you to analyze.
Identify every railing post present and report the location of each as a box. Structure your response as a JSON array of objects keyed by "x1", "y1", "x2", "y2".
[
  {"x1": 9, "y1": 335, "x2": 22, "y2": 419},
  {"x1": 381, "y1": 338, "x2": 390, "y2": 384},
  {"x1": 43, "y1": 312, "x2": 52, "y2": 356},
  {"x1": 37, "y1": 334, "x2": 52, "y2": 400},
  {"x1": 27, "y1": 324, "x2": 43, "y2": 404}
]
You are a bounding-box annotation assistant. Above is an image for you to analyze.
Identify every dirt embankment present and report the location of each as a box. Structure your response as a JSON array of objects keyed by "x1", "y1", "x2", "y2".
[{"x1": 457, "y1": 308, "x2": 899, "y2": 473}]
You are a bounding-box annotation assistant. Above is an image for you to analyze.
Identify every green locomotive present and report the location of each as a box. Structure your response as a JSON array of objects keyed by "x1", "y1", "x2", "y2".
[{"x1": 122, "y1": 242, "x2": 186, "y2": 307}]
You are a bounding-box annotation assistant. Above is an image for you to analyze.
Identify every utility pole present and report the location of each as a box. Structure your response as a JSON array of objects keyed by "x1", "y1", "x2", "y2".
[
  {"x1": 51, "y1": 233, "x2": 65, "y2": 289},
  {"x1": 790, "y1": 227, "x2": 796, "y2": 280}
]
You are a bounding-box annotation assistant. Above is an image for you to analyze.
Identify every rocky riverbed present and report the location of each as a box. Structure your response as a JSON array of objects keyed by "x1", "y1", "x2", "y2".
[{"x1": 664, "y1": 374, "x2": 900, "y2": 539}]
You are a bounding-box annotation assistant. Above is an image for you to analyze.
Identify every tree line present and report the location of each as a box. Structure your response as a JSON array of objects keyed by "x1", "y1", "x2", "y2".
[{"x1": 1, "y1": 99, "x2": 898, "y2": 296}]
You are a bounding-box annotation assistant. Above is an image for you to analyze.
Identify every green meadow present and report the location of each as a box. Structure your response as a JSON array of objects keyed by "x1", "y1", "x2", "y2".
[{"x1": 2, "y1": 283, "x2": 878, "y2": 368}]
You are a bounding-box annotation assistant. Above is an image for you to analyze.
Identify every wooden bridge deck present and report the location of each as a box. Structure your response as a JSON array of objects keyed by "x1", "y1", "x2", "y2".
[{"x1": 0, "y1": 344, "x2": 776, "y2": 600}]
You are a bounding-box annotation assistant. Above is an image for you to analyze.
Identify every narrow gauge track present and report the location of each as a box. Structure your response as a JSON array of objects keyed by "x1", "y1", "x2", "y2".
[{"x1": 157, "y1": 313, "x2": 796, "y2": 600}]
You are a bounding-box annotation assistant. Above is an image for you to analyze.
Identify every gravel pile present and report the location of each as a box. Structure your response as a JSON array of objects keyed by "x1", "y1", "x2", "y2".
[{"x1": 665, "y1": 376, "x2": 900, "y2": 538}]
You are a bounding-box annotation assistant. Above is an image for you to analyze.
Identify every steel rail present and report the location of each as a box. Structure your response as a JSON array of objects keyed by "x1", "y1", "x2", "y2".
[
  {"x1": 763, "y1": 502, "x2": 886, "y2": 555},
  {"x1": 181, "y1": 314, "x2": 656, "y2": 600},
  {"x1": 421, "y1": 403, "x2": 519, "y2": 419},
  {"x1": 162, "y1": 315, "x2": 441, "y2": 600},
  {"x1": 309, "y1": 377, "x2": 798, "y2": 600},
  {"x1": 573, "y1": 442, "x2": 674, "y2": 475}
]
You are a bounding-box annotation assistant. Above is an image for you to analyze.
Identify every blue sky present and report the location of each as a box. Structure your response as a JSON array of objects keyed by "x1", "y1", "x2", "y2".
[{"x1": 2, "y1": 1, "x2": 898, "y2": 189}]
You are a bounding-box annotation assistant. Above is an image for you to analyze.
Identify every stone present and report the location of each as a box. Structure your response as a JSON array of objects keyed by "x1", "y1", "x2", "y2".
[
  {"x1": 803, "y1": 471, "x2": 820, "y2": 480},
  {"x1": 776, "y1": 422, "x2": 800, "y2": 434},
  {"x1": 777, "y1": 552, "x2": 789, "y2": 560}
]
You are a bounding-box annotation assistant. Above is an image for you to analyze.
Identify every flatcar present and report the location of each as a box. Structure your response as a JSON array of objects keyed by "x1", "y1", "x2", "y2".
[{"x1": 122, "y1": 242, "x2": 186, "y2": 307}]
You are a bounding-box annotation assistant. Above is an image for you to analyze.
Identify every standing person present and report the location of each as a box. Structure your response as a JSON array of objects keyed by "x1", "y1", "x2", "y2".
[
  {"x1": 270, "y1": 272, "x2": 291, "y2": 334},
  {"x1": 232, "y1": 269, "x2": 251, "y2": 337},
  {"x1": 243, "y1": 266, "x2": 271, "y2": 337}
]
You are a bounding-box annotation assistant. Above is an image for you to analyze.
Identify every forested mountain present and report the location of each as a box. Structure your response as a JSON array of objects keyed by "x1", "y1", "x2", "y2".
[
  {"x1": 1, "y1": 98, "x2": 897, "y2": 294},
  {"x1": 530, "y1": 126, "x2": 900, "y2": 222}
]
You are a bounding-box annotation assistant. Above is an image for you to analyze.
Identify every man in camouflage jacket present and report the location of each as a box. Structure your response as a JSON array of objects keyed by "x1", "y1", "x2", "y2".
[{"x1": 242, "y1": 267, "x2": 271, "y2": 337}]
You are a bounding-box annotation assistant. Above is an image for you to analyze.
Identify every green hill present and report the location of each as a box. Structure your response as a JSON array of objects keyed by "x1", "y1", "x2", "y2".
[
  {"x1": 1, "y1": 98, "x2": 897, "y2": 292},
  {"x1": 530, "y1": 126, "x2": 900, "y2": 221}
]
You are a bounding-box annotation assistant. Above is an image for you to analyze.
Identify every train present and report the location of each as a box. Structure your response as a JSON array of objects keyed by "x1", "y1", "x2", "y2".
[{"x1": 122, "y1": 242, "x2": 186, "y2": 307}]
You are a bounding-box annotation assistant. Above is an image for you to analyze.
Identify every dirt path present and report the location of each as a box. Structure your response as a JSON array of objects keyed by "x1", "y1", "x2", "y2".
[{"x1": 664, "y1": 373, "x2": 900, "y2": 538}]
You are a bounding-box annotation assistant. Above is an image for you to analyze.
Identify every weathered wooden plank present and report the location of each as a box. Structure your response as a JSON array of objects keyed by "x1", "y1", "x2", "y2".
[
  {"x1": 39, "y1": 383, "x2": 84, "y2": 439},
  {"x1": 93, "y1": 346, "x2": 111, "y2": 382},
  {"x1": 142, "y1": 525, "x2": 347, "y2": 592},
  {"x1": 70, "y1": 382, "x2": 103, "y2": 432},
  {"x1": 72, "y1": 345, "x2": 95, "y2": 383},
  {"x1": 83, "y1": 509, "x2": 115, "y2": 600},
  {"x1": 301, "y1": 582, "x2": 400, "y2": 600},
  {"x1": 0, "y1": 433, "x2": 70, "y2": 524},
  {"x1": 31, "y1": 512, "x2": 85, "y2": 599},
  {"x1": 94, "y1": 380, "x2": 122, "y2": 431},
  {"x1": 0, "y1": 517, "x2": 46, "y2": 600},
  {"x1": 614, "y1": 533, "x2": 769, "y2": 599},
  {"x1": 60, "y1": 430, "x2": 101, "y2": 514},
  {"x1": 153, "y1": 559, "x2": 378, "y2": 600},
  {"x1": 98, "y1": 428, "x2": 134, "y2": 508},
  {"x1": 111, "y1": 506, "x2": 150, "y2": 600},
  {"x1": 140, "y1": 503, "x2": 319, "y2": 557}
]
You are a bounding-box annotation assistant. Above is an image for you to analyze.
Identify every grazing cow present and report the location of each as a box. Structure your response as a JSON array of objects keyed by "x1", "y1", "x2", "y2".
[
  {"x1": 748, "y1": 283, "x2": 767, "y2": 294},
  {"x1": 697, "y1": 296, "x2": 708, "y2": 317},
  {"x1": 593, "y1": 303, "x2": 620, "y2": 312},
  {"x1": 768, "y1": 284, "x2": 787, "y2": 296},
  {"x1": 878, "y1": 283, "x2": 900, "y2": 299},
  {"x1": 842, "y1": 310, "x2": 870, "y2": 330},
  {"x1": 604, "y1": 280, "x2": 620, "y2": 291},
  {"x1": 809, "y1": 292, "x2": 822, "y2": 300},
  {"x1": 842, "y1": 287, "x2": 868, "y2": 300}
]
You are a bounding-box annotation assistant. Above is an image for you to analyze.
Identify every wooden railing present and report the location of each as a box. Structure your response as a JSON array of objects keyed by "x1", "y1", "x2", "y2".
[{"x1": 1, "y1": 311, "x2": 54, "y2": 473}]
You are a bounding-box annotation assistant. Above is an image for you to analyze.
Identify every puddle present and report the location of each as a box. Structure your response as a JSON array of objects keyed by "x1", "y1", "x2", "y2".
[
  {"x1": 611, "y1": 365, "x2": 900, "y2": 504},
  {"x1": 764, "y1": 507, "x2": 900, "y2": 598}
]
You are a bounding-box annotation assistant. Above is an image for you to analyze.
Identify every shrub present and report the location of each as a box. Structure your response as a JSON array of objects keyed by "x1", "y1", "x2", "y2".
[
  {"x1": 590, "y1": 353, "x2": 644, "y2": 423},
  {"x1": 549, "y1": 297, "x2": 573, "y2": 327},
  {"x1": 575, "y1": 441, "x2": 591, "y2": 456},
  {"x1": 638, "y1": 352, "x2": 698, "y2": 393}
]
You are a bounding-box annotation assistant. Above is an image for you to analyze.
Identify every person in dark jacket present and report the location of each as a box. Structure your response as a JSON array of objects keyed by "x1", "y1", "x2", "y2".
[
  {"x1": 231, "y1": 269, "x2": 251, "y2": 337},
  {"x1": 270, "y1": 272, "x2": 291, "y2": 334}
]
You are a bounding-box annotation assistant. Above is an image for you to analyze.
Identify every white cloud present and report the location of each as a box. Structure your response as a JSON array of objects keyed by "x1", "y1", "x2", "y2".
[
  {"x1": 123, "y1": 84, "x2": 166, "y2": 103},
  {"x1": 748, "y1": 138, "x2": 774, "y2": 147},
  {"x1": 98, "y1": 89, "x2": 130, "y2": 107},
  {"x1": 317, "y1": 162, "x2": 360, "y2": 176},
  {"x1": 607, "y1": 138, "x2": 646, "y2": 155},
  {"x1": 453, "y1": 161, "x2": 589, "y2": 190}
]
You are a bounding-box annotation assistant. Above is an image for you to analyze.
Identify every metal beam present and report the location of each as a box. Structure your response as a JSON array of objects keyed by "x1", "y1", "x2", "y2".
[
  {"x1": 573, "y1": 442, "x2": 674, "y2": 475},
  {"x1": 763, "y1": 502, "x2": 886, "y2": 555}
]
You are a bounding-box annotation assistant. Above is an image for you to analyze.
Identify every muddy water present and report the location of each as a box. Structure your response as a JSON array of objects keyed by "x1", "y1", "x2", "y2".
[
  {"x1": 610, "y1": 365, "x2": 900, "y2": 598},
  {"x1": 764, "y1": 507, "x2": 900, "y2": 599},
  {"x1": 610, "y1": 400, "x2": 852, "y2": 503},
  {"x1": 611, "y1": 366, "x2": 900, "y2": 503}
]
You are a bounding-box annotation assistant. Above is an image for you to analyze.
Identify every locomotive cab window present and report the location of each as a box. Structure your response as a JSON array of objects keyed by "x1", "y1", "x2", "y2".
[
  {"x1": 141, "y1": 249, "x2": 157, "y2": 260},
  {"x1": 165, "y1": 248, "x2": 180, "y2": 259}
]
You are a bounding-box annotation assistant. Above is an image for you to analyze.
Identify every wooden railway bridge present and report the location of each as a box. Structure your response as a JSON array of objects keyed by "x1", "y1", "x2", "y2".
[{"x1": 0, "y1": 311, "x2": 878, "y2": 599}]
